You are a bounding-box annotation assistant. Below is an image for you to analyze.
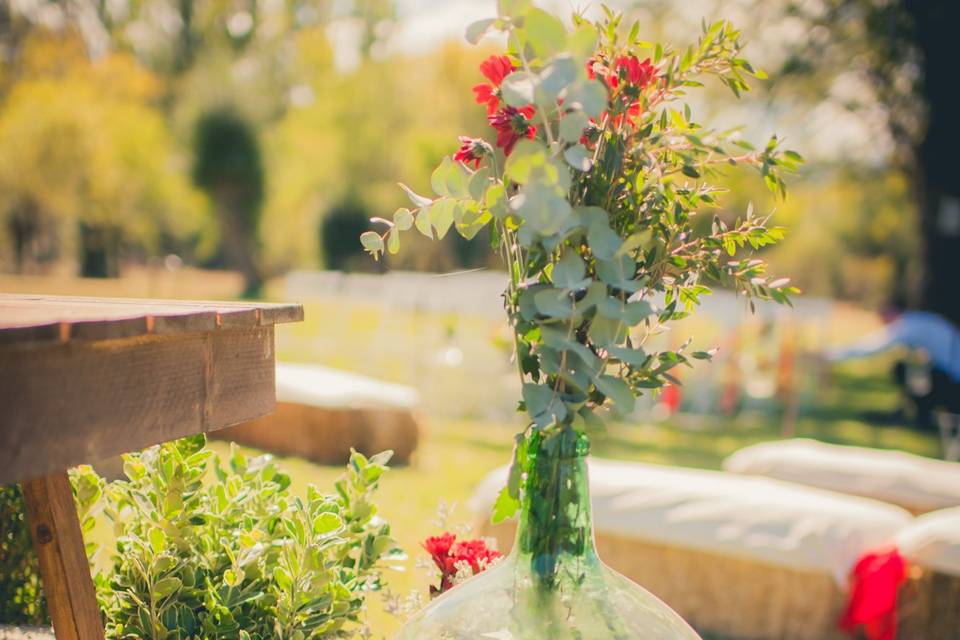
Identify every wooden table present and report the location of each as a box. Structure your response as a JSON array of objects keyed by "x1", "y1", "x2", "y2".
[{"x1": 0, "y1": 294, "x2": 303, "y2": 639}]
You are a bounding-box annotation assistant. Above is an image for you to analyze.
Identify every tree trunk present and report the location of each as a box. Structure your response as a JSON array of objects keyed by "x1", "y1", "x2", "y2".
[
  {"x1": 213, "y1": 181, "x2": 263, "y2": 297},
  {"x1": 7, "y1": 200, "x2": 39, "y2": 274},
  {"x1": 78, "y1": 223, "x2": 121, "y2": 278},
  {"x1": 906, "y1": 0, "x2": 960, "y2": 326}
]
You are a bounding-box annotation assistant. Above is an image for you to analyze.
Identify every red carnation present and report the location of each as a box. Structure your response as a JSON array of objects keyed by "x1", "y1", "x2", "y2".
[
  {"x1": 488, "y1": 105, "x2": 537, "y2": 156},
  {"x1": 424, "y1": 533, "x2": 456, "y2": 565},
  {"x1": 423, "y1": 532, "x2": 501, "y2": 596},
  {"x1": 453, "y1": 136, "x2": 487, "y2": 169},
  {"x1": 473, "y1": 55, "x2": 517, "y2": 115},
  {"x1": 614, "y1": 55, "x2": 657, "y2": 89}
]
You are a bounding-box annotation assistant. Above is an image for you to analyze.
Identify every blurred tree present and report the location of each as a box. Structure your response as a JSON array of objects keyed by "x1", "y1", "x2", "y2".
[
  {"x1": 192, "y1": 109, "x2": 265, "y2": 297},
  {"x1": 776, "y1": 0, "x2": 960, "y2": 321},
  {"x1": 0, "y1": 30, "x2": 204, "y2": 275},
  {"x1": 320, "y1": 194, "x2": 374, "y2": 271}
]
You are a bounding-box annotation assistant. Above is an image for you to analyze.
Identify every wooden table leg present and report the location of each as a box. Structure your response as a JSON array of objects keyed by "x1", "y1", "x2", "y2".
[{"x1": 21, "y1": 472, "x2": 105, "y2": 640}]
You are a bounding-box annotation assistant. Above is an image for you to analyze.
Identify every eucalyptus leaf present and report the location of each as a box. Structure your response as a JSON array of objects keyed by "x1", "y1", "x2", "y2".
[
  {"x1": 563, "y1": 144, "x2": 593, "y2": 171},
  {"x1": 534, "y1": 287, "x2": 575, "y2": 318},
  {"x1": 398, "y1": 182, "x2": 432, "y2": 208},
  {"x1": 596, "y1": 254, "x2": 642, "y2": 292},
  {"x1": 559, "y1": 110, "x2": 589, "y2": 142},
  {"x1": 414, "y1": 208, "x2": 433, "y2": 238},
  {"x1": 511, "y1": 182, "x2": 573, "y2": 236},
  {"x1": 393, "y1": 208, "x2": 414, "y2": 231},
  {"x1": 466, "y1": 18, "x2": 497, "y2": 44},
  {"x1": 429, "y1": 198, "x2": 456, "y2": 239},
  {"x1": 502, "y1": 71, "x2": 537, "y2": 106},
  {"x1": 551, "y1": 250, "x2": 589, "y2": 289},
  {"x1": 595, "y1": 375, "x2": 636, "y2": 414},
  {"x1": 537, "y1": 55, "x2": 577, "y2": 102},
  {"x1": 359, "y1": 232, "x2": 383, "y2": 256},
  {"x1": 566, "y1": 79, "x2": 608, "y2": 117},
  {"x1": 524, "y1": 8, "x2": 567, "y2": 56}
]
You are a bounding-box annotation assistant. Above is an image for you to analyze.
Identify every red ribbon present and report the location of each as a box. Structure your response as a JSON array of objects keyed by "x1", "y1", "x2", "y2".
[{"x1": 838, "y1": 546, "x2": 907, "y2": 640}]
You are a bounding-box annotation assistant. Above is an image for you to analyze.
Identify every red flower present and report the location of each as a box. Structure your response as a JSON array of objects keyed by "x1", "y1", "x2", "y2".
[
  {"x1": 473, "y1": 55, "x2": 517, "y2": 114},
  {"x1": 488, "y1": 105, "x2": 537, "y2": 156},
  {"x1": 453, "y1": 136, "x2": 486, "y2": 169},
  {"x1": 424, "y1": 533, "x2": 456, "y2": 566},
  {"x1": 423, "y1": 532, "x2": 501, "y2": 595},
  {"x1": 451, "y1": 538, "x2": 500, "y2": 574},
  {"x1": 614, "y1": 55, "x2": 657, "y2": 89}
]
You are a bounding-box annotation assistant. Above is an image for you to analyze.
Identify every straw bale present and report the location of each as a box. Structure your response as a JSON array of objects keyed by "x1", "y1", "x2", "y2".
[
  {"x1": 479, "y1": 520, "x2": 847, "y2": 640},
  {"x1": 212, "y1": 401, "x2": 420, "y2": 465},
  {"x1": 898, "y1": 568, "x2": 960, "y2": 640}
]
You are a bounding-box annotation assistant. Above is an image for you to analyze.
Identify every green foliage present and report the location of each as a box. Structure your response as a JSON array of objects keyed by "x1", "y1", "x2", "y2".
[
  {"x1": 0, "y1": 31, "x2": 205, "y2": 271},
  {"x1": 0, "y1": 484, "x2": 48, "y2": 625},
  {"x1": 71, "y1": 436, "x2": 401, "y2": 639},
  {"x1": 362, "y1": 4, "x2": 801, "y2": 540}
]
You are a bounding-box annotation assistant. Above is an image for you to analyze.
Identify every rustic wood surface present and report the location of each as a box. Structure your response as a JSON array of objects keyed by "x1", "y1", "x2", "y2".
[
  {"x1": 21, "y1": 473, "x2": 105, "y2": 640},
  {"x1": 0, "y1": 294, "x2": 302, "y2": 345},
  {"x1": 0, "y1": 326, "x2": 277, "y2": 484},
  {"x1": 0, "y1": 294, "x2": 303, "y2": 483}
]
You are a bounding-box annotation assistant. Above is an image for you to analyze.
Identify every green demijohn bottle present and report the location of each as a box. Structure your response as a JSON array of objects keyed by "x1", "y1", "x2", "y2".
[{"x1": 397, "y1": 428, "x2": 701, "y2": 639}]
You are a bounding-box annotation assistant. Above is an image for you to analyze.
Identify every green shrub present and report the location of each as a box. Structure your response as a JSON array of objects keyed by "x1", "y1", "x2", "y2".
[
  {"x1": 72, "y1": 435, "x2": 401, "y2": 639},
  {"x1": 320, "y1": 196, "x2": 372, "y2": 271},
  {"x1": 0, "y1": 484, "x2": 48, "y2": 625}
]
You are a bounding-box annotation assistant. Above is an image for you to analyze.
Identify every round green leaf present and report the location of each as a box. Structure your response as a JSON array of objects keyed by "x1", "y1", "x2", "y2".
[
  {"x1": 360, "y1": 231, "x2": 383, "y2": 255},
  {"x1": 559, "y1": 110, "x2": 589, "y2": 142},
  {"x1": 393, "y1": 208, "x2": 414, "y2": 231},
  {"x1": 524, "y1": 8, "x2": 567, "y2": 57},
  {"x1": 386, "y1": 228, "x2": 400, "y2": 254},
  {"x1": 567, "y1": 79, "x2": 608, "y2": 117},
  {"x1": 466, "y1": 18, "x2": 496, "y2": 44},
  {"x1": 502, "y1": 71, "x2": 537, "y2": 107},
  {"x1": 563, "y1": 144, "x2": 593, "y2": 171}
]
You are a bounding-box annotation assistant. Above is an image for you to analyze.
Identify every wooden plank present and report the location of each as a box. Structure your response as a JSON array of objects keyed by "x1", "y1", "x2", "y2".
[
  {"x1": 4, "y1": 296, "x2": 260, "y2": 330},
  {"x1": 0, "y1": 321, "x2": 62, "y2": 346},
  {"x1": 0, "y1": 327, "x2": 276, "y2": 484},
  {"x1": 0, "y1": 299, "x2": 217, "y2": 342},
  {"x1": 21, "y1": 473, "x2": 105, "y2": 640}
]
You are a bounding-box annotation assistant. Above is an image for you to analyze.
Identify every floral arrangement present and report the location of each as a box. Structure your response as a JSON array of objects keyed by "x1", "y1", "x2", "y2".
[
  {"x1": 423, "y1": 533, "x2": 502, "y2": 596},
  {"x1": 363, "y1": 1, "x2": 799, "y2": 590}
]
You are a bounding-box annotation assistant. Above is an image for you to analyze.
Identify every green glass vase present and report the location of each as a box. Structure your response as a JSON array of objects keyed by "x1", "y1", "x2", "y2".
[{"x1": 397, "y1": 428, "x2": 701, "y2": 639}]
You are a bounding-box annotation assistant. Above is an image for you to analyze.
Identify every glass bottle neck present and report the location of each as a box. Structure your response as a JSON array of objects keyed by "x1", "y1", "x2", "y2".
[{"x1": 513, "y1": 427, "x2": 597, "y2": 586}]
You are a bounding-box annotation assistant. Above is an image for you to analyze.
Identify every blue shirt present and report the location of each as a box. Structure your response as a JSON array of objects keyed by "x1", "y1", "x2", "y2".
[{"x1": 826, "y1": 311, "x2": 960, "y2": 382}]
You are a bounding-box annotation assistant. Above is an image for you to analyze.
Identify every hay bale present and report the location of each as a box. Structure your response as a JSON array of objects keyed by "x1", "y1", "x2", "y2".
[
  {"x1": 898, "y1": 568, "x2": 960, "y2": 640},
  {"x1": 724, "y1": 438, "x2": 960, "y2": 514},
  {"x1": 479, "y1": 520, "x2": 846, "y2": 640},
  {"x1": 215, "y1": 402, "x2": 419, "y2": 464},
  {"x1": 471, "y1": 458, "x2": 913, "y2": 640},
  {"x1": 896, "y1": 507, "x2": 960, "y2": 639},
  {"x1": 212, "y1": 363, "x2": 420, "y2": 465}
]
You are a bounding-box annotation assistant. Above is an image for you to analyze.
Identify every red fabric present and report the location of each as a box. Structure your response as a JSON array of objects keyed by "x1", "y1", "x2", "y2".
[
  {"x1": 661, "y1": 383, "x2": 681, "y2": 414},
  {"x1": 838, "y1": 546, "x2": 907, "y2": 640}
]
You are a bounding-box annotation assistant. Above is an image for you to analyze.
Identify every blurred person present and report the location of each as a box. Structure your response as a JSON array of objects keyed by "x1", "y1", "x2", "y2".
[{"x1": 825, "y1": 299, "x2": 960, "y2": 428}]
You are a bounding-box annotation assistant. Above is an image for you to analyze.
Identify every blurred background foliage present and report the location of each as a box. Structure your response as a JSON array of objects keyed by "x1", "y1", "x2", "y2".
[{"x1": 0, "y1": 0, "x2": 943, "y2": 311}]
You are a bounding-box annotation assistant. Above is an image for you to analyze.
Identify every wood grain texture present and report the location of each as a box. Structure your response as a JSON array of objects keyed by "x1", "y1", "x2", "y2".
[
  {"x1": 0, "y1": 327, "x2": 276, "y2": 484},
  {"x1": 0, "y1": 294, "x2": 302, "y2": 345},
  {"x1": 21, "y1": 473, "x2": 105, "y2": 640}
]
